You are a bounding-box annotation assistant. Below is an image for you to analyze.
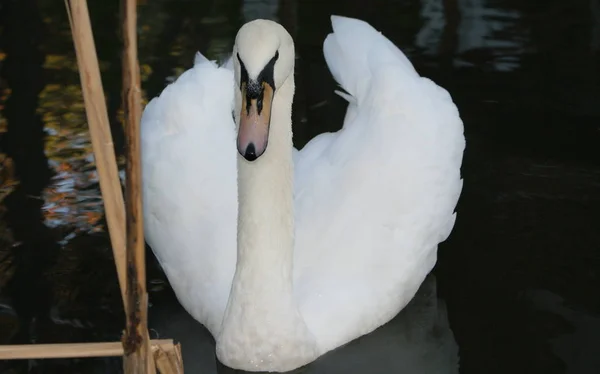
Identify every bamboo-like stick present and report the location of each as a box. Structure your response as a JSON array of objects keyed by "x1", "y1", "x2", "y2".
[
  {"x1": 0, "y1": 340, "x2": 176, "y2": 360},
  {"x1": 64, "y1": 0, "x2": 127, "y2": 307},
  {"x1": 0, "y1": 1, "x2": 190, "y2": 372},
  {"x1": 154, "y1": 342, "x2": 184, "y2": 374},
  {"x1": 120, "y1": 0, "x2": 155, "y2": 372}
]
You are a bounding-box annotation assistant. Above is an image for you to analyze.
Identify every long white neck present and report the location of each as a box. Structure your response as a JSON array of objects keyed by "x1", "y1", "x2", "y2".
[
  {"x1": 235, "y1": 75, "x2": 295, "y2": 289},
  {"x1": 217, "y1": 74, "x2": 318, "y2": 371}
]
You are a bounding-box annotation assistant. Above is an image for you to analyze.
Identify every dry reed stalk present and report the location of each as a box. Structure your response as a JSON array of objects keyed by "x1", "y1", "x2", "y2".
[
  {"x1": 0, "y1": 340, "x2": 175, "y2": 360},
  {"x1": 154, "y1": 342, "x2": 184, "y2": 374},
  {"x1": 64, "y1": 0, "x2": 127, "y2": 307},
  {"x1": 34, "y1": 1, "x2": 185, "y2": 372},
  {"x1": 120, "y1": 0, "x2": 156, "y2": 372},
  {"x1": 0, "y1": 0, "x2": 187, "y2": 370}
]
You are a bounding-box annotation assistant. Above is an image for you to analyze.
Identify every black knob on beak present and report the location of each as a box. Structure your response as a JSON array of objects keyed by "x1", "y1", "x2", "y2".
[{"x1": 243, "y1": 143, "x2": 258, "y2": 161}]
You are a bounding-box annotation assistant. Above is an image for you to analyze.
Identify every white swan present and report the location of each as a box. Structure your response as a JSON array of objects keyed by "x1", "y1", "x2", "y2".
[{"x1": 141, "y1": 16, "x2": 465, "y2": 372}]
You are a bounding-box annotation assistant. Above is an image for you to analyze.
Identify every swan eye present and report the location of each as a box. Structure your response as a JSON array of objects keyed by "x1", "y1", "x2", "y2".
[
  {"x1": 237, "y1": 53, "x2": 249, "y2": 89},
  {"x1": 258, "y1": 51, "x2": 279, "y2": 90},
  {"x1": 236, "y1": 50, "x2": 279, "y2": 90}
]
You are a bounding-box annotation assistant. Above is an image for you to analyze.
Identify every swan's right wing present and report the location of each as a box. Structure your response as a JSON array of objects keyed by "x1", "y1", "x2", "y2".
[{"x1": 141, "y1": 54, "x2": 238, "y2": 335}]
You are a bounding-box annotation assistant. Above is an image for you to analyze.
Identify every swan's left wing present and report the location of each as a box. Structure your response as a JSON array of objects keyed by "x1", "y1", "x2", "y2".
[
  {"x1": 293, "y1": 16, "x2": 465, "y2": 351},
  {"x1": 141, "y1": 54, "x2": 238, "y2": 335}
]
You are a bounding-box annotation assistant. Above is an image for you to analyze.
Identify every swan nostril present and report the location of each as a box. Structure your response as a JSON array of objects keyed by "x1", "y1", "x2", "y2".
[{"x1": 244, "y1": 143, "x2": 258, "y2": 161}]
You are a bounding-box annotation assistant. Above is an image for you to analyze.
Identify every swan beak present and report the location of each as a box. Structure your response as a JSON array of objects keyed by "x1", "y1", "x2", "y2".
[{"x1": 238, "y1": 82, "x2": 274, "y2": 161}]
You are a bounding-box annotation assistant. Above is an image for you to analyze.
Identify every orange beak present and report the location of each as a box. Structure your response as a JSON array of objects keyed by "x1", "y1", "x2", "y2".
[{"x1": 237, "y1": 81, "x2": 274, "y2": 161}]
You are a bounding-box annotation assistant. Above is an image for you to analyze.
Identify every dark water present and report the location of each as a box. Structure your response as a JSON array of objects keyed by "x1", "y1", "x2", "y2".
[{"x1": 1, "y1": 0, "x2": 599, "y2": 373}]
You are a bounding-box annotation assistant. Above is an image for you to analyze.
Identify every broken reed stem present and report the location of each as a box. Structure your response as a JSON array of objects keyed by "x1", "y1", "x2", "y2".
[
  {"x1": 64, "y1": 0, "x2": 127, "y2": 308},
  {"x1": 60, "y1": 1, "x2": 183, "y2": 372},
  {"x1": 0, "y1": 340, "x2": 176, "y2": 360},
  {"x1": 154, "y1": 342, "x2": 184, "y2": 374},
  {"x1": 121, "y1": 0, "x2": 155, "y2": 373},
  {"x1": 0, "y1": 1, "x2": 192, "y2": 372}
]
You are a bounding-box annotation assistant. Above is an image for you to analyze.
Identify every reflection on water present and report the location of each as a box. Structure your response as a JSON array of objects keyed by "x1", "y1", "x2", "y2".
[
  {"x1": 416, "y1": 0, "x2": 528, "y2": 71},
  {"x1": 242, "y1": 0, "x2": 280, "y2": 23},
  {"x1": 0, "y1": 0, "x2": 599, "y2": 373},
  {"x1": 151, "y1": 275, "x2": 459, "y2": 374},
  {"x1": 525, "y1": 289, "x2": 600, "y2": 374}
]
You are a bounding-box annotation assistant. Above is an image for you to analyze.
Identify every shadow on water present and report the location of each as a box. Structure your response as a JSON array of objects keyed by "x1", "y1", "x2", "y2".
[{"x1": 1, "y1": 0, "x2": 599, "y2": 373}]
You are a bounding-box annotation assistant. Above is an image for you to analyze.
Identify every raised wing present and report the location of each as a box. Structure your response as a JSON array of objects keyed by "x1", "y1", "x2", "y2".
[
  {"x1": 293, "y1": 16, "x2": 465, "y2": 351},
  {"x1": 141, "y1": 55, "x2": 238, "y2": 335}
]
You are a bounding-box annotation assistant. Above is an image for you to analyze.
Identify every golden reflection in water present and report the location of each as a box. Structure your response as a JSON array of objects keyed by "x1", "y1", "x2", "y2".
[
  {"x1": 32, "y1": 54, "x2": 158, "y2": 242},
  {"x1": 28, "y1": 3, "x2": 235, "y2": 245}
]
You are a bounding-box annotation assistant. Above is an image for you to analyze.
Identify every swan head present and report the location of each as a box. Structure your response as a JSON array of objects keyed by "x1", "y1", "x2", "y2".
[{"x1": 233, "y1": 19, "x2": 294, "y2": 162}]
